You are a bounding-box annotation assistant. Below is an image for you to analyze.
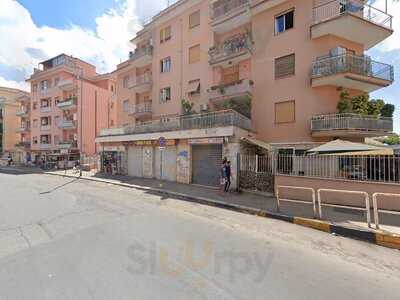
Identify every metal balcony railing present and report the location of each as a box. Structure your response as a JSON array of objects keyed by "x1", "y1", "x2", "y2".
[
  {"x1": 311, "y1": 113, "x2": 393, "y2": 132},
  {"x1": 57, "y1": 97, "x2": 77, "y2": 109},
  {"x1": 58, "y1": 140, "x2": 78, "y2": 149},
  {"x1": 211, "y1": 0, "x2": 250, "y2": 20},
  {"x1": 15, "y1": 141, "x2": 31, "y2": 148},
  {"x1": 209, "y1": 32, "x2": 253, "y2": 64},
  {"x1": 58, "y1": 120, "x2": 77, "y2": 129},
  {"x1": 99, "y1": 110, "x2": 252, "y2": 137},
  {"x1": 16, "y1": 109, "x2": 29, "y2": 117},
  {"x1": 312, "y1": 54, "x2": 394, "y2": 82},
  {"x1": 209, "y1": 79, "x2": 253, "y2": 102},
  {"x1": 129, "y1": 45, "x2": 153, "y2": 62},
  {"x1": 129, "y1": 74, "x2": 152, "y2": 89},
  {"x1": 132, "y1": 102, "x2": 152, "y2": 115},
  {"x1": 313, "y1": 0, "x2": 393, "y2": 29}
]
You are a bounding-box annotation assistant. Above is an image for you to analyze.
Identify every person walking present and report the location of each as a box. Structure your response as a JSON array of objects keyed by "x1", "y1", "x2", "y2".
[
  {"x1": 219, "y1": 159, "x2": 227, "y2": 194},
  {"x1": 224, "y1": 161, "x2": 232, "y2": 192}
]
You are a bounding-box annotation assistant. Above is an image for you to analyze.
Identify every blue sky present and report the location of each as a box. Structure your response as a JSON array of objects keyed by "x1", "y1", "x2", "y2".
[{"x1": 0, "y1": 0, "x2": 399, "y2": 133}]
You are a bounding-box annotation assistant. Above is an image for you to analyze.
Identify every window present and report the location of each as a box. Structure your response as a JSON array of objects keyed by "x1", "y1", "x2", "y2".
[
  {"x1": 189, "y1": 10, "x2": 200, "y2": 29},
  {"x1": 123, "y1": 75, "x2": 130, "y2": 88},
  {"x1": 54, "y1": 135, "x2": 60, "y2": 145},
  {"x1": 40, "y1": 80, "x2": 49, "y2": 91},
  {"x1": 160, "y1": 57, "x2": 171, "y2": 73},
  {"x1": 275, "y1": 10, "x2": 294, "y2": 34},
  {"x1": 160, "y1": 26, "x2": 172, "y2": 43},
  {"x1": 160, "y1": 87, "x2": 171, "y2": 103},
  {"x1": 33, "y1": 102, "x2": 37, "y2": 110},
  {"x1": 33, "y1": 119, "x2": 38, "y2": 128},
  {"x1": 188, "y1": 79, "x2": 201, "y2": 96},
  {"x1": 275, "y1": 100, "x2": 295, "y2": 124},
  {"x1": 33, "y1": 137, "x2": 38, "y2": 144},
  {"x1": 40, "y1": 135, "x2": 51, "y2": 144},
  {"x1": 275, "y1": 54, "x2": 295, "y2": 79},
  {"x1": 54, "y1": 77, "x2": 60, "y2": 86},
  {"x1": 123, "y1": 100, "x2": 129, "y2": 112},
  {"x1": 32, "y1": 84, "x2": 37, "y2": 93},
  {"x1": 41, "y1": 117, "x2": 50, "y2": 126},
  {"x1": 189, "y1": 45, "x2": 201, "y2": 64}
]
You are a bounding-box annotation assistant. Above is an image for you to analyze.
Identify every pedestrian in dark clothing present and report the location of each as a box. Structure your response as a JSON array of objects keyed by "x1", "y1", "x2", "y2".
[{"x1": 224, "y1": 161, "x2": 231, "y2": 192}]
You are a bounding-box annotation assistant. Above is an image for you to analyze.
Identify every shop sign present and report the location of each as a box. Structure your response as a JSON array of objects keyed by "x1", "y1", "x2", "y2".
[
  {"x1": 103, "y1": 146, "x2": 125, "y2": 152},
  {"x1": 188, "y1": 138, "x2": 224, "y2": 145}
]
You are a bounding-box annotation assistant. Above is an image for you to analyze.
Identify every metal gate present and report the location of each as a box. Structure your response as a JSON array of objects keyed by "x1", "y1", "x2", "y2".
[
  {"x1": 128, "y1": 146, "x2": 143, "y2": 177},
  {"x1": 155, "y1": 146, "x2": 177, "y2": 181},
  {"x1": 192, "y1": 144, "x2": 222, "y2": 186}
]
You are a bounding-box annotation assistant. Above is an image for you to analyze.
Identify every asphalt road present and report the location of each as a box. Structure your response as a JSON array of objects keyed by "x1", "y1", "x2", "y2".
[{"x1": 0, "y1": 169, "x2": 399, "y2": 300}]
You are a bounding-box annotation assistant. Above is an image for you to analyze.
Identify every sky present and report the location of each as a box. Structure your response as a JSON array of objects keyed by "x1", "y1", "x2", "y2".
[{"x1": 0, "y1": 0, "x2": 399, "y2": 133}]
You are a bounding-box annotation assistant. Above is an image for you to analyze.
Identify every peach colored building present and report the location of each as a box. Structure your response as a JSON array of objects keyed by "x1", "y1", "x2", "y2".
[
  {"x1": 0, "y1": 87, "x2": 28, "y2": 161},
  {"x1": 27, "y1": 54, "x2": 115, "y2": 167},
  {"x1": 97, "y1": 0, "x2": 394, "y2": 187}
]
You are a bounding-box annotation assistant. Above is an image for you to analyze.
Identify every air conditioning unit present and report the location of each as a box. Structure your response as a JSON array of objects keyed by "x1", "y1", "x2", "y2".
[{"x1": 200, "y1": 104, "x2": 209, "y2": 112}]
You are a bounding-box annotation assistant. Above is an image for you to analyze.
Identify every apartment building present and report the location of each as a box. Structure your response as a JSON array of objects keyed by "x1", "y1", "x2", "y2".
[
  {"x1": 97, "y1": 0, "x2": 394, "y2": 187},
  {"x1": 0, "y1": 87, "x2": 28, "y2": 161},
  {"x1": 27, "y1": 54, "x2": 115, "y2": 167}
]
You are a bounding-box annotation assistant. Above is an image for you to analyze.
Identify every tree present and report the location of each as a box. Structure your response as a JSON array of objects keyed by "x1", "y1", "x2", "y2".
[
  {"x1": 181, "y1": 99, "x2": 195, "y2": 115},
  {"x1": 381, "y1": 103, "x2": 395, "y2": 118},
  {"x1": 223, "y1": 96, "x2": 252, "y2": 119},
  {"x1": 367, "y1": 99, "x2": 385, "y2": 117},
  {"x1": 350, "y1": 94, "x2": 370, "y2": 115},
  {"x1": 383, "y1": 134, "x2": 400, "y2": 145}
]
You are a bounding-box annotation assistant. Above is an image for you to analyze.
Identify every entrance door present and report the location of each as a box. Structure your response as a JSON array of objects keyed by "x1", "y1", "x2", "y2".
[
  {"x1": 155, "y1": 146, "x2": 177, "y2": 181},
  {"x1": 192, "y1": 144, "x2": 223, "y2": 186},
  {"x1": 128, "y1": 146, "x2": 143, "y2": 177}
]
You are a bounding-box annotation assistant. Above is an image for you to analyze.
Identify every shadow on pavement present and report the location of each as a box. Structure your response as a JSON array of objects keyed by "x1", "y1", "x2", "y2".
[
  {"x1": 39, "y1": 178, "x2": 79, "y2": 195},
  {"x1": 0, "y1": 166, "x2": 43, "y2": 175}
]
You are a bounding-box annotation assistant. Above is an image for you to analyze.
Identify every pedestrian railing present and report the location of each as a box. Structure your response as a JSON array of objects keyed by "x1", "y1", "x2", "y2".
[
  {"x1": 317, "y1": 189, "x2": 371, "y2": 228},
  {"x1": 276, "y1": 186, "x2": 317, "y2": 218},
  {"x1": 372, "y1": 193, "x2": 400, "y2": 229}
]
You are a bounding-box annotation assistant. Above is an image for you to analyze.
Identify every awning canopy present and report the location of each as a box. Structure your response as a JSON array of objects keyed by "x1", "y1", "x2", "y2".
[
  {"x1": 241, "y1": 137, "x2": 272, "y2": 151},
  {"x1": 307, "y1": 139, "x2": 394, "y2": 155},
  {"x1": 188, "y1": 80, "x2": 200, "y2": 95}
]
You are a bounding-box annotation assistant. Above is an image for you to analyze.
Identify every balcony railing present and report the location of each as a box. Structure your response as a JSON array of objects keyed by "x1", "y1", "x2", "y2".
[
  {"x1": 209, "y1": 79, "x2": 253, "y2": 103},
  {"x1": 100, "y1": 110, "x2": 252, "y2": 137},
  {"x1": 39, "y1": 143, "x2": 52, "y2": 150},
  {"x1": 129, "y1": 45, "x2": 153, "y2": 62},
  {"x1": 40, "y1": 106, "x2": 52, "y2": 113},
  {"x1": 16, "y1": 126, "x2": 30, "y2": 133},
  {"x1": 129, "y1": 74, "x2": 152, "y2": 89},
  {"x1": 57, "y1": 97, "x2": 77, "y2": 109},
  {"x1": 312, "y1": 54, "x2": 394, "y2": 82},
  {"x1": 15, "y1": 141, "x2": 31, "y2": 148},
  {"x1": 211, "y1": 0, "x2": 250, "y2": 20},
  {"x1": 129, "y1": 102, "x2": 152, "y2": 116},
  {"x1": 209, "y1": 32, "x2": 253, "y2": 65},
  {"x1": 58, "y1": 120, "x2": 77, "y2": 129},
  {"x1": 58, "y1": 140, "x2": 78, "y2": 149},
  {"x1": 313, "y1": 0, "x2": 393, "y2": 29},
  {"x1": 311, "y1": 113, "x2": 393, "y2": 133},
  {"x1": 16, "y1": 109, "x2": 29, "y2": 117}
]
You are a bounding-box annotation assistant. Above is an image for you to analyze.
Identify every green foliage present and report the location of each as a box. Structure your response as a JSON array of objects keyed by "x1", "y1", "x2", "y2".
[
  {"x1": 381, "y1": 103, "x2": 395, "y2": 118},
  {"x1": 181, "y1": 99, "x2": 195, "y2": 115},
  {"x1": 336, "y1": 89, "x2": 395, "y2": 118},
  {"x1": 383, "y1": 135, "x2": 400, "y2": 145},
  {"x1": 223, "y1": 95, "x2": 252, "y2": 119}
]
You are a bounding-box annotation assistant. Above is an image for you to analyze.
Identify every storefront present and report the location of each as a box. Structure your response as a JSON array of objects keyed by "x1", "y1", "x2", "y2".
[{"x1": 100, "y1": 145, "x2": 126, "y2": 175}]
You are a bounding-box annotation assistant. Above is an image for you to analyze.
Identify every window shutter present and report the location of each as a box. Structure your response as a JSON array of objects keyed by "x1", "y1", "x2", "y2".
[
  {"x1": 189, "y1": 10, "x2": 200, "y2": 28},
  {"x1": 275, "y1": 54, "x2": 295, "y2": 78},
  {"x1": 189, "y1": 45, "x2": 200, "y2": 64},
  {"x1": 275, "y1": 100, "x2": 296, "y2": 123}
]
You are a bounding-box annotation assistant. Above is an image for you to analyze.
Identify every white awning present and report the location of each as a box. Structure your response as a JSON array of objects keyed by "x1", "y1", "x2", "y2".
[
  {"x1": 241, "y1": 137, "x2": 272, "y2": 151},
  {"x1": 308, "y1": 139, "x2": 393, "y2": 155}
]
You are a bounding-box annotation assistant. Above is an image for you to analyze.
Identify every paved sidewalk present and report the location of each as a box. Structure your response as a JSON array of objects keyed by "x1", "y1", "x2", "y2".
[{"x1": 44, "y1": 169, "x2": 400, "y2": 236}]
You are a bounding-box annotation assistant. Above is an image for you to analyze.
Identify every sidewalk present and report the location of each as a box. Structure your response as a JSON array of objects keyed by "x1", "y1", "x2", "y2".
[{"x1": 44, "y1": 169, "x2": 400, "y2": 237}]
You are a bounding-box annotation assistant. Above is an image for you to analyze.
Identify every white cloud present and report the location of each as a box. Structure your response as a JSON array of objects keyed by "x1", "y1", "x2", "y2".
[
  {"x1": 0, "y1": 0, "x2": 155, "y2": 89},
  {"x1": 0, "y1": 76, "x2": 29, "y2": 91}
]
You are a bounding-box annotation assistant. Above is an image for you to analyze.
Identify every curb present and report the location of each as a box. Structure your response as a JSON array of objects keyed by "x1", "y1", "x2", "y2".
[{"x1": 42, "y1": 171, "x2": 400, "y2": 251}]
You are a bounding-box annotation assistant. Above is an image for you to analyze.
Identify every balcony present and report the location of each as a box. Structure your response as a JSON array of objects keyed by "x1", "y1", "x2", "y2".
[
  {"x1": 210, "y1": 0, "x2": 251, "y2": 34},
  {"x1": 209, "y1": 79, "x2": 253, "y2": 105},
  {"x1": 38, "y1": 88, "x2": 55, "y2": 97},
  {"x1": 40, "y1": 124, "x2": 51, "y2": 131},
  {"x1": 209, "y1": 33, "x2": 253, "y2": 67},
  {"x1": 128, "y1": 74, "x2": 152, "y2": 92},
  {"x1": 39, "y1": 143, "x2": 52, "y2": 150},
  {"x1": 15, "y1": 141, "x2": 31, "y2": 149},
  {"x1": 58, "y1": 140, "x2": 78, "y2": 150},
  {"x1": 40, "y1": 106, "x2": 51, "y2": 113},
  {"x1": 57, "y1": 97, "x2": 77, "y2": 110},
  {"x1": 311, "y1": 54, "x2": 394, "y2": 92},
  {"x1": 16, "y1": 109, "x2": 29, "y2": 117},
  {"x1": 311, "y1": 0, "x2": 393, "y2": 49},
  {"x1": 129, "y1": 102, "x2": 152, "y2": 119},
  {"x1": 58, "y1": 120, "x2": 77, "y2": 130},
  {"x1": 128, "y1": 45, "x2": 153, "y2": 68},
  {"x1": 99, "y1": 110, "x2": 252, "y2": 137},
  {"x1": 15, "y1": 94, "x2": 30, "y2": 102},
  {"x1": 311, "y1": 113, "x2": 393, "y2": 138},
  {"x1": 16, "y1": 126, "x2": 30, "y2": 133},
  {"x1": 57, "y1": 79, "x2": 76, "y2": 91}
]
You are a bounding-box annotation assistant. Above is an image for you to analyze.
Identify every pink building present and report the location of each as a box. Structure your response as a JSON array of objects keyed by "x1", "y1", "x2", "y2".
[
  {"x1": 27, "y1": 54, "x2": 115, "y2": 167},
  {"x1": 97, "y1": 0, "x2": 394, "y2": 187}
]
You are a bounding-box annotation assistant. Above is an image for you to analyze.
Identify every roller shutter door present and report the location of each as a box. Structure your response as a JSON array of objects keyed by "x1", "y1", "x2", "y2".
[
  {"x1": 128, "y1": 146, "x2": 143, "y2": 177},
  {"x1": 155, "y1": 146, "x2": 177, "y2": 181},
  {"x1": 192, "y1": 144, "x2": 222, "y2": 186}
]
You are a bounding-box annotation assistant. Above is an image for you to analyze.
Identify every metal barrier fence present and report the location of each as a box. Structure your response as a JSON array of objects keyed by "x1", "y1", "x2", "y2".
[
  {"x1": 317, "y1": 189, "x2": 371, "y2": 228},
  {"x1": 373, "y1": 193, "x2": 400, "y2": 229},
  {"x1": 276, "y1": 186, "x2": 317, "y2": 218},
  {"x1": 275, "y1": 154, "x2": 400, "y2": 184},
  {"x1": 313, "y1": 0, "x2": 393, "y2": 29}
]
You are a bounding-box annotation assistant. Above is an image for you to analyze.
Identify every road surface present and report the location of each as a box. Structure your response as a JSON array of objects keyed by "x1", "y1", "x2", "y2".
[{"x1": 0, "y1": 168, "x2": 399, "y2": 299}]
